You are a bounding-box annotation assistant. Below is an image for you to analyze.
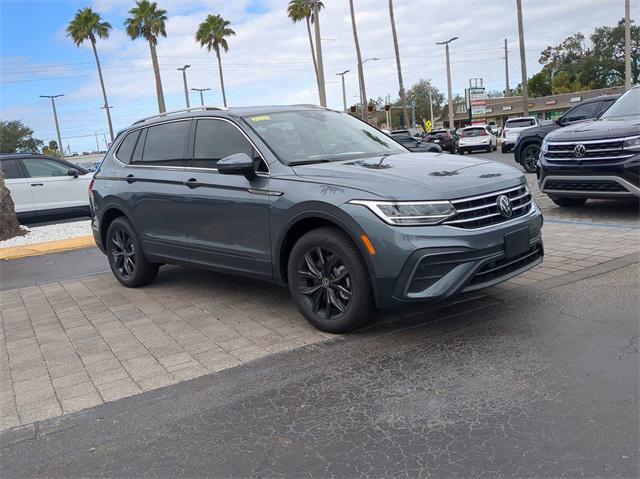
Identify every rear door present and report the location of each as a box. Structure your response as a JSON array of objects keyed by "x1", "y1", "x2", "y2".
[
  {"x1": 118, "y1": 120, "x2": 191, "y2": 262},
  {"x1": 21, "y1": 157, "x2": 90, "y2": 213},
  {"x1": 184, "y1": 118, "x2": 271, "y2": 278},
  {"x1": 0, "y1": 159, "x2": 35, "y2": 216}
]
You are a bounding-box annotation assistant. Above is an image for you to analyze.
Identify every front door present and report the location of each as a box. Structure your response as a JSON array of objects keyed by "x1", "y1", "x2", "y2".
[{"x1": 184, "y1": 118, "x2": 271, "y2": 279}]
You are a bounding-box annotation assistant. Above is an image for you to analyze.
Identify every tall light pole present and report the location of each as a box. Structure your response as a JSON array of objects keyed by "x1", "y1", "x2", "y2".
[
  {"x1": 516, "y1": 0, "x2": 529, "y2": 115},
  {"x1": 310, "y1": 0, "x2": 327, "y2": 106},
  {"x1": 624, "y1": 0, "x2": 631, "y2": 90},
  {"x1": 177, "y1": 65, "x2": 191, "y2": 108},
  {"x1": 504, "y1": 38, "x2": 510, "y2": 96},
  {"x1": 427, "y1": 81, "x2": 434, "y2": 124},
  {"x1": 336, "y1": 70, "x2": 350, "y2": 112},
  {"x1": 359, "y1": 58, "x2": 380, "y2": 121},
  {"x1": 436, "y1": 37, "x2": 458, "y2": 129},
  {"x1": 191, "y1": 88, "x2": 210, "y2": 106},
  {"x1": 40, "y1": 94, "x2": 64, "y2": 159}
]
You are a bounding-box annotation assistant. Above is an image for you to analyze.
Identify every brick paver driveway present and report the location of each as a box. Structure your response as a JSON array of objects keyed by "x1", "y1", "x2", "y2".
[{"x1": 1, "y1": 175, "x2": 638, "y2": 431}]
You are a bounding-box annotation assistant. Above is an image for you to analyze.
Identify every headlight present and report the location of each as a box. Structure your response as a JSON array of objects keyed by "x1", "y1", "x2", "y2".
[
  {"x1": 349, "y1": 200, "x2": 456, "y2": 225},
  {"x1": 623, "y1": 135, "x2": 640, "y2": 151},
  {"x1": 541, "y1": 137, "x2": 549, "y2": 153}
]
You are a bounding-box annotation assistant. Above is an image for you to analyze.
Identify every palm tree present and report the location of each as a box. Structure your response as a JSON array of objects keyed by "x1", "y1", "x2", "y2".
[
  {"x1": 287, "y1": 0, "x2": 324, "y2": 103},
  {"x1": 125, "y1": 0, "x2": 167, "y2": 113},
  {"x1": 195, "y1": 14, "x2": 236, "y2": 108},
  {"x1": 67, "y1": 7, "x2": 114, "y2": 142},
  {"x1": 348, "y1": 0, "x2": 367, "y2": 122},
  {"x1": 388, "y1": 0, "x2": 410, "y2": 127}
]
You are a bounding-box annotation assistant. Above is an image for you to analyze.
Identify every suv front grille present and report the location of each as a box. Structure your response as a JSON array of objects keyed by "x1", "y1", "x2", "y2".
[
  {"x1": 544, "y1": 178, "x2": 627, "y2": 193},
  {"x1": 443, "y1": 185, "x2": 533, "y2": 229},
  {"x1": 545, "y1": 138, "x2": 633, "y2": 164}
]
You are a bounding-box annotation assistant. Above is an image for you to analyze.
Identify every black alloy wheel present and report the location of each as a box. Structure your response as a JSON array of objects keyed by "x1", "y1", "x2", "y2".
[
  {"x1": 106, "y1": 217, "x2": 159, "y2": 287},
  {"x1": 288, "y1": 227, "x2": 373, "y2": 333},
  {"x1": 521, "y1": 143, "x2": 541, "y2": 173},
  {"x1": 297, "y1": 247, "x2": 352, "y2": 321},
  {"x1": 111, "y1": 228, "x2": 136, "y2": 279}
]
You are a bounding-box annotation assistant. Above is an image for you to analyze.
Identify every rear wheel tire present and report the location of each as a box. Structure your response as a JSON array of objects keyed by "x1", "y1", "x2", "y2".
[
  {"x1": 550, "y1": 196, "x2": 588, "y2": 207},
  {"x1": 287, "y1": 227, "x2": 374, "y2": 333},
  {"x1": 106, "y1": 217, "x2": 159, "y2": 287}
]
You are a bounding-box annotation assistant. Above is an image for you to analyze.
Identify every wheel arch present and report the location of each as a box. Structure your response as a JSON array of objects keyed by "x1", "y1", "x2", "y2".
[{"x1": 99, "y1": 203, "x2": 132, "y2": 251}]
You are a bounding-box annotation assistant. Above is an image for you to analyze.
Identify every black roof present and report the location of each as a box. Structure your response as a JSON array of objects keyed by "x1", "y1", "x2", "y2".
[{"x1": 0, "y1": 153, "x2": 58, "y2": 161}]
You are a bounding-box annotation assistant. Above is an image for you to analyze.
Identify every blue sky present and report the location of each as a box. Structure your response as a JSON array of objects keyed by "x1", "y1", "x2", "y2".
[{"x1": 0, "y1": 0, "x2": 635, "y2": 153}]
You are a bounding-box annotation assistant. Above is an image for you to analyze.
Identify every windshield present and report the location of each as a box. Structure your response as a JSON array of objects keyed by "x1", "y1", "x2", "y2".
[
  {"x1": 599, "y1": 88, "x2": 640, "y2": 119},
  {"x1": 244, "y1": 110, "x2": 406, "y2": 164},
  {"x1": 505, "y1": 118, "x2": 536, "y2": 128}
]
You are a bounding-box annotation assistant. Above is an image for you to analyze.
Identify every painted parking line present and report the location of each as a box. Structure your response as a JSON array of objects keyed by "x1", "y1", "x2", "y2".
[
  {"x1": 0, "y1": 236, "x2": 96, "y2": 260},
  {"x1": 544, "y1": 218, "x2": 640, "y2": 229}
]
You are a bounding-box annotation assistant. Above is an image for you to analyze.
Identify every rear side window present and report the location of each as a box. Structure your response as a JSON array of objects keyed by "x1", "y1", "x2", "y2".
[
  {"x1": 115, "y1": 130, "x2": 141, "y2": 164},
  {"x1": 193, "y1": 119, "x2": 258, "y2": 169},
  {"x1": 142, "y1": 121, "x2": 190, "y2": 166},
  {"x1": 0, "y1": 159, "x2": 24, "y2": 179}
]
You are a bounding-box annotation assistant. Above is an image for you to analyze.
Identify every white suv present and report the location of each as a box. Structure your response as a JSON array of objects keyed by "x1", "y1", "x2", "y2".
[
  {"x1": 501, "y1": 117, "x2": 538, "y2": 153},
  {"x1": 0, "y1": 153, "x2": 93, "y2": 222},
  {"x1": 457, "y1": 125, "x2": 497, "y2": 154}
]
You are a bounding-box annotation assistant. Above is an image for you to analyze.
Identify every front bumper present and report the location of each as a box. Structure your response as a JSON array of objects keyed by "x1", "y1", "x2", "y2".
[
  {"x1": 343, "y1": 200, "x2": 543, "y2": 310},
  {"x1": 538, "y1": 152, "x2": 640, "y2": 198}
]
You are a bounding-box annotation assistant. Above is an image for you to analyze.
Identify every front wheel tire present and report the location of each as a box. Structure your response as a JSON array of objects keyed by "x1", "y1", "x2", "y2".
[
  {"x1": 106, "y1": 217, "x2": 159, "y2": 287},
  {"x1": 550, "y1": 196, "x2": 588, "y2": 207},
  {"x1": 287, "y1": 227, "x2": 374, "y2": 333},
  {"x1": 520, "y1": 143, "x2": 541, "y2": 173}
]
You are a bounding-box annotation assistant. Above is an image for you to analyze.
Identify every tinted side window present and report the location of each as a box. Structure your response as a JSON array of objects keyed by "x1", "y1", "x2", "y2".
[
  {"x1": 115, "y1": 130, "x2": 141, "y2": 164},
  {"x1": 142, "y1": 121, "x2": 190, "y2": 166},
  {"x1": 22, "y1": 158, "x2": 71, "y2": 177},
  {"x1": 131, "y1": 129, "x2": 146, "y2": 165},
  {"x1": 0, "y1": 159, "x2": 24, "y2": 179},
  {"x1": 564, "y1": 102, "x2": 598, "y2": 123},
  {"x1": 193, "y1": 119, "x2": 258, "y2": 169}
]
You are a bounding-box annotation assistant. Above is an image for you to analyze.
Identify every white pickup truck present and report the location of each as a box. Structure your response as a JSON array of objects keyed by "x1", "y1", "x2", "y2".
[{"x1": 501, "y1": 117, "x2": 538, "y2": 153}]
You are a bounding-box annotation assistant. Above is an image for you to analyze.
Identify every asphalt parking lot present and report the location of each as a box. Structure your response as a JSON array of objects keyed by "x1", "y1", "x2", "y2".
[{"x1": 1, "y1": 150, "x2": 638, "y2": 477}]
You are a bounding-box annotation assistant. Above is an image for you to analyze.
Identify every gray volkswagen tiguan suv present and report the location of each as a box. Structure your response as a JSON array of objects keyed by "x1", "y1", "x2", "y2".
[{"x1": 91, "y1": 105, "x2": 543, "y2": 332}]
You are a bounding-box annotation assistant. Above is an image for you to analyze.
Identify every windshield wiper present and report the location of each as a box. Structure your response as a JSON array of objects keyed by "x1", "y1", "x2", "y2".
[{"x1": 288, "y1": 158, "x2": 334, "y2": 166}]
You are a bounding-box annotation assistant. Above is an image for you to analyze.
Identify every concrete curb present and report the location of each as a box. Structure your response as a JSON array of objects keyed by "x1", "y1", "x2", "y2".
[{"x1": 0, "y1": 236, "x2": 96, "y2": 260}]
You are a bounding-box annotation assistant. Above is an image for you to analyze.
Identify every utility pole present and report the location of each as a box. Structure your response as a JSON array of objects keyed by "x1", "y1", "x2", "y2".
[
  {"x1": 177, "y1": 65, "x2": 191, "y2": 108},
  {"x1": 503, "y1": 39, "x2": 510, "y2": 96},
  {"x1": 191, "y1": 88, "x2": 210, "y2": 106},
  {"x1": 437, "y1": 37, "x2": 458, "y2": 129},
  {"x1": 349, "y1": 0, "x2": 368, "y2": 122},
  {"x1": 625, "y1": 0, "x2": 632, "y2": 90},
  {"x1": 427, "y1": 82, "x2": 434, "y2": 123},
  {"x1": 388, "y1": 0, "x2": 410, "y2": 127},
  {"x1": 95, "y1": 132, "x2": 100, "y2": 152},
  {"x1": 311, "y1": 1, "x2": 327, "y2": 106},
  {"x1": 40, "y1": 94, "x2": 64, "y2": 159},
  {"x1": 337, "y1": 70, "x2": 350, "y2": 112},
  {"x1": 516, "y1": 0, "x2": 529, "y2": 115}
]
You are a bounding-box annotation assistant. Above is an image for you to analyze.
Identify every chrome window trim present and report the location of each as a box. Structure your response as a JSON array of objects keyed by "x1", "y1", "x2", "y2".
[
  {"x1": 112, "y1": 116, "x2": 270, "y2": 176},
  {"x1": 540, "y1": 175, "x2": 640, "y2": 196}
]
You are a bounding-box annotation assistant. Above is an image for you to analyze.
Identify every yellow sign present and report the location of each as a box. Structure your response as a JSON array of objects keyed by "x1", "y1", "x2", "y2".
[
  {"x1": 424, "y1": 119, "x2": 433, "y2": 132},
  {"x1": 250, "y1": 115, "x2": 271, "y2": 122}
]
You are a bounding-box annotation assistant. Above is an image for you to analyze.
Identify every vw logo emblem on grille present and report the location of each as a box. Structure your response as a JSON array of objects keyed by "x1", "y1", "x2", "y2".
[
  {"x1": 574, "y1": 144, "x2": 586, "y2": 158},
  {"x1": 497, "y1": 195, "x2": 513, "y2": 218}
]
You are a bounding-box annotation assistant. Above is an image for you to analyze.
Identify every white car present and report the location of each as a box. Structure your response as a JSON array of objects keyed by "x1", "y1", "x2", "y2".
[
  {"x1": 501, "y1": 117, "x2": 538, "y2": 153},
  {"x1": 457, "y1": 125, "x2": 497, "y2": 154},
  {"x1": 0, "y1": 154, "x2": 93, "y2": 222}
]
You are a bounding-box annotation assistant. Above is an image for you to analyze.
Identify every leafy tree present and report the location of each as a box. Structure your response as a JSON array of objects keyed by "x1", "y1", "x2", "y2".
[
  {"x1": 406, "y1": 80, "x2": 444, "y2": 123},
  {"x1": 196, "y1": 14, "x2": 235, "y2": 108},
  {"x1": 125, "y1": 0, "x2": 168, "y2": 113},
  {"x1": 67, "y1": 7, "x2": 114, "y2": 141},
  {"x1": 43, "y1": 140, "x2": 60, "y2": 157},
  {"x1": 287, "y1": 0, "x2": 324, "y2": 103},
  {"x1": 0, "y1": 120, "x2": 43, "y2": 153}
]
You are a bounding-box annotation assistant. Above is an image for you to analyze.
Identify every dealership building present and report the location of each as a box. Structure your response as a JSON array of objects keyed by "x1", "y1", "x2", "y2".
[{"x1": 436, "y1": 86, "x2": 625, "y2": 129}]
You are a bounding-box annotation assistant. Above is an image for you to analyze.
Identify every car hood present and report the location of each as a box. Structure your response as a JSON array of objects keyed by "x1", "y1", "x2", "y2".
[
  {"x1": 291, "y1": 153, "x2": 524, "y2": 201},
  {"x1": 548, "y1": 117, "x2": 640, "y2": 142}
]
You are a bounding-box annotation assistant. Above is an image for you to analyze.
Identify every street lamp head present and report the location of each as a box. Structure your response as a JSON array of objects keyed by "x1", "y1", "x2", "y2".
[
  {"x1": 40, "y1": 94, "x2": 64, "y2": 99},
  {"x1": 177, "y1": 65, "x2": 191, "y2": 71},
  {"x1": 437, "y1": 37, "x2": 459, "y2": 45},
  {"x1": 337, "y1": 70, "x2": 350, "y2": 76}
]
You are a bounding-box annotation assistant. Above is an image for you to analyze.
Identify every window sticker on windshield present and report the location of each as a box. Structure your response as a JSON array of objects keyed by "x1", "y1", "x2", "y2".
[{"x1": 250, "y1": 115, "x2": 271, "y2": 122}]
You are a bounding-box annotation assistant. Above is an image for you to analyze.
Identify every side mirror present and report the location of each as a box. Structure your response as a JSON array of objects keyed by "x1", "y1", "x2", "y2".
[
  {"x1": 217, "y1": 153, "x2": 256, "y2": 180},
  {"x1": 67, "y1": 168, "x2": 79, "y2": 178}
]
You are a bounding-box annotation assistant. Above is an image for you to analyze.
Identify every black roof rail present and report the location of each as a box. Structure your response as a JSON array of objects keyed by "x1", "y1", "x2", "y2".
[{"x1": 132, "y1": 105, "x2": 229, "y2": 125}]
